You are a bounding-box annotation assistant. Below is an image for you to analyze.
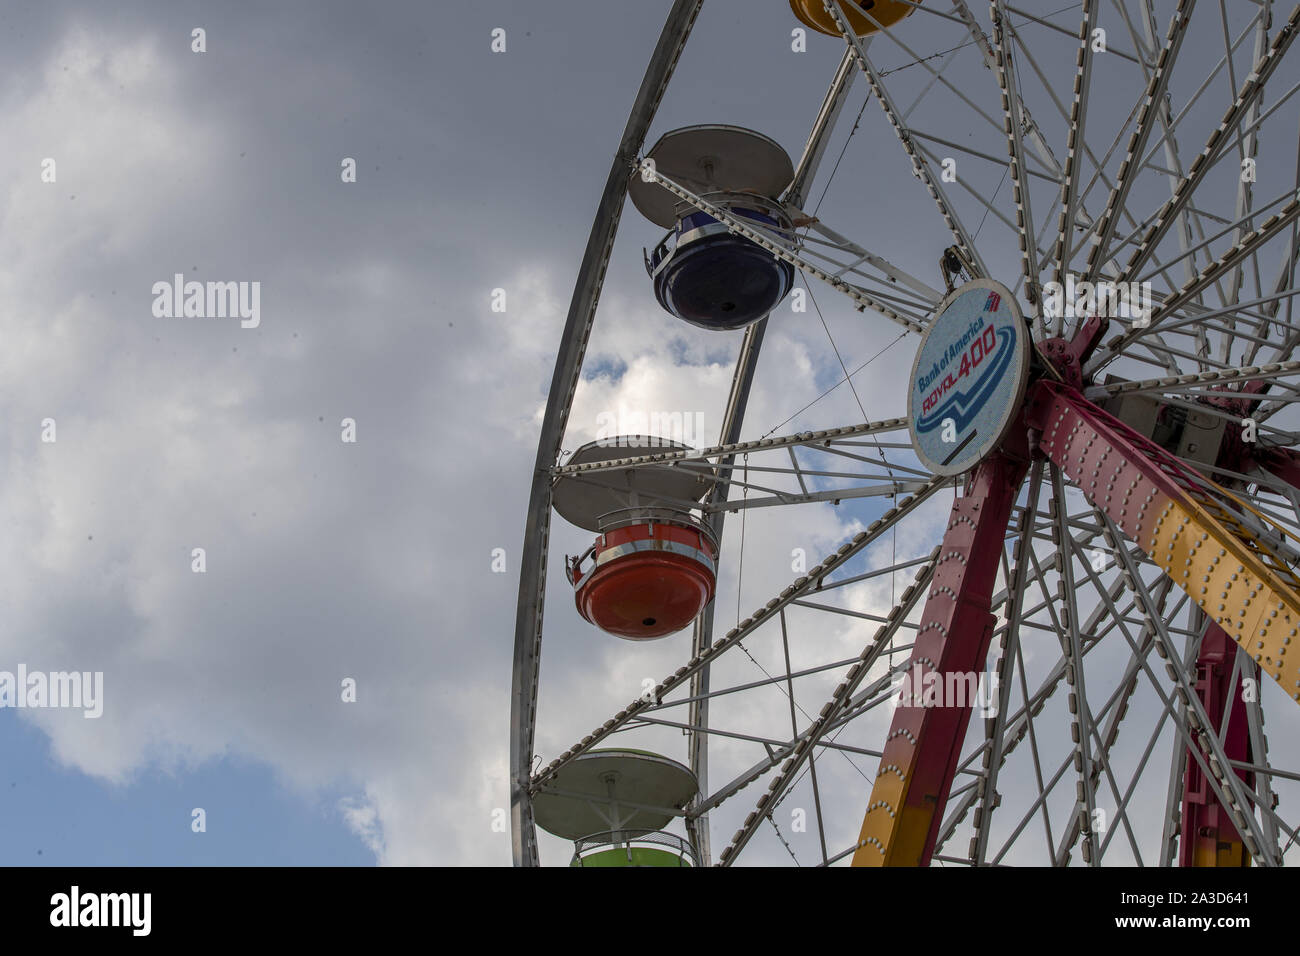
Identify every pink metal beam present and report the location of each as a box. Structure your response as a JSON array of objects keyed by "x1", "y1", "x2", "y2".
[
  {"x1": 1180, "y1": 622, "x2": 1253, "y2": 867},
  {"x1": 853, "y1": 451, "x2": 1028, "y2": 866}
]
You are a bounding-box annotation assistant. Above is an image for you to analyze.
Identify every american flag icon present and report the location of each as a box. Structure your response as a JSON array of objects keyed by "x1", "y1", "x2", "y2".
[{"x1": 985, "y1": 291, "x2": 1001, "y2": 312}]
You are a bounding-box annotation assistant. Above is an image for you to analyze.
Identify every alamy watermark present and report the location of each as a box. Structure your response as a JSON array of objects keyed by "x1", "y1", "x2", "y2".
[
  {"x1": 151, "y1": 275, "x2": 260, "y2": 328},
  {"x1": 50, "y1": 886, "x2": 150, "y2": 936},
  {"x1": 1040, "y1": 275, "x2": 1153, "y2": 327},
  {"x1": 0, "y1": 665, "x2": 103, "y2": 718},
  {"x1": 594, "y1": 408, "x2": 707, "y2": 448},
  {"x1": 892, "y1": 666, "x2": 999, "y2": 717}
]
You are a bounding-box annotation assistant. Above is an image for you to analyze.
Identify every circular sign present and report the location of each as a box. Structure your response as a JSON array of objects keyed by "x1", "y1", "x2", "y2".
[{"x1": 907, "y1": 278, "x2": 1029, "y2": 476}]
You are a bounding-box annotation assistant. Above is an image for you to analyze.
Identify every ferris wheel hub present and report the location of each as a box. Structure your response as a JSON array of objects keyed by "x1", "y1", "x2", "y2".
[{"x1": 908, "y1": 279, "x2": 1030, "y2": 476}]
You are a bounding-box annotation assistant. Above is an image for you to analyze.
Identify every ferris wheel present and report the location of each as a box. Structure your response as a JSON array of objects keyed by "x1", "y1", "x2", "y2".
[{"x1": 510, "y1": 0, "x2": 1300, "y2": 866}]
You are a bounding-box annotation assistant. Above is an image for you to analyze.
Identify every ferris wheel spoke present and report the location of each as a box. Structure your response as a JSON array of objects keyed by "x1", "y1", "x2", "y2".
[
  {"x1": 1097, "y1": 689, "x2": 1178, "y2": 861},
  {"x1": 694, "y1": 668, "x2": 904, "y2": 815},
  {"x1": 1160, "y1": 685, "x2": 1194, "y2": 861},
  {"x1": 556, "y1": 445, "x2": 938, "y2": 517},
  {"x1": 811, "y1": 441, "x2": 936, "y2": 478},
  {"x1": 1116, "y1": 9, "x2": 1300, "y2": 284},
  {"x1": 776, "y1": 610, "x2": 832, "y2": 865},
  {"x1": 959, "y1": 541, "x2": 1151, "y2": 861},
  {"x1": 1239, "y1": 670, "x2": 1283, "y2": 860},
  {"x1": 1110, "y1": 67, "x2": 1267, "y2": 299},
  {"x1": 1060, "y1": 526, "x2": 1183, "y2": 864},
  {"x1": 1085, "y1": 1, "x2": 1195, "y2": 283},
  {"x1": 839, "y1": 0, "x2": 1013, "y2": 138},
  {"x1": 1113, "y1": 333, "x2": 1230, "y2": 375},
  {"x1": 968, "y1": 461, "x2": 1041, "y2": 863},
  {"x1": 1127, "y1": 285, "x2": 1300, "y2": 349},
  {"x1": 987, "y1": 22, "x2": 1159, "y2": 286},
  {"x1": 998, "y1": 14, "x2": 1179, "y2": 295},
  {"x1": 824, "y1": 0, "x2": 988, "y2": 275},
  {"x1": 1009, "y1": 614, "x2": 1058, "y2": 859},
  {"x1": 715, "y1": 549, "x2": 939, "y2": 865},
  {"x1": 991, "y1": 744, "x2": 1078, "y2": 864},
  {"x1": 1078, "y1": 659, "x2": 1166, "y2": 866},
  {"x1": 954, "y1": 1, "x2": 1123, "y2": 291},
  {"x1": 1020, "y1": 526, "x2": 1112, "y2": 864},
  {"x1": 1052, "y1": 0, "x2": 1100, "y2": 286},
  {"x1": 627, "y1": 713, "x2": 870, "y2": 760},
  {"x1": 1218, "y1": 10, "x2": 1272, "y2": 364},
  {"x1": 796, "y1": 220, "x2": 945, "y2": 303},
  {"x1": 1002, "y1": 2, "x2": 1143, "y2": 63},
  {"x1": 940, "y1": 138, "x2": 1127, "y2": 305},
  {"x1": 912, "y1": 141, "x2": 1048, "y2": 253},
  {"x1": 551, "y1": 418, "x2": 912, "y2": 476},
  {"x1": 951, "y1": 0, "x2": 1088, "y2": 178},
  {"x1": 639, "y1": 166, "x2": 930, "y2": 333},
  {"x1": 1044, "y1": 464, "x2": 1102, "y2": 863},
  {"x1": 640, "y1": 655, "x2": 863, "y2": 713},
  {"x1": 1155, "y1": 198, "x2": 1300, "y2": 337},
  {"x1": 712, "y1": 460, "x2": 913, "y2": 485},
  {"x1": 1252, "y1": 162, "x2": 1300, "y2": 354},
  {"x1": 699, "y1": 680, "x2": 912, "y2": 828},
  {"x1": 1085, "y1": 358, "x2": 1300, "y2": 399},
  {"x1": 911, "y1": 136, "x2": 1098, "y2": 291},
  {"x1": 989, "y1": 577, "x2": 1168, "y2": 865},
  {"x1": 797, "y1": 554, "x2": 939, "y2": 603},
  {"x1": 908, "y1": 128, "x2": 1058, "y2": 185},
  {"x1": 1133, "y1": 186, "x2": 1300, "y2": 292},
  {"x1": 1129, "y1": 0, "x2": 1202, "y2": 274},
  {"x1": 1096, "y1": 201, "x2": 1300, "y2": 370},
  {"x1": 707, "y1": 480, "x2": 930, "y2": 513},
  {"x1": 990, "y1": 0, "x2": 1047, "y2": 317},
  {"x1": 1129, "y1": 3, "x2": 1263, "y2": 201}
]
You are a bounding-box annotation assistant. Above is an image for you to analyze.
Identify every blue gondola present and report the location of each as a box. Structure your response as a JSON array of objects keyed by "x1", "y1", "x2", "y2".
[{"x1": 645, "y1": 206, "x2": 796, "y2": 330}]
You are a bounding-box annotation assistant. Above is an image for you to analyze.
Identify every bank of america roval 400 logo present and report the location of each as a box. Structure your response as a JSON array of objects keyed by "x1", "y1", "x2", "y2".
[{"x1": 914, "y1": 291, "x2": 1014, "y2": 435}]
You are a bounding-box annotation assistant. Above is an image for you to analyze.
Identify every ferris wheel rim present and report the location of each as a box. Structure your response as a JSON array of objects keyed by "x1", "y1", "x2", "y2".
[{"x1": 508, "y1": 0, "x2": 708, "y2": 868}]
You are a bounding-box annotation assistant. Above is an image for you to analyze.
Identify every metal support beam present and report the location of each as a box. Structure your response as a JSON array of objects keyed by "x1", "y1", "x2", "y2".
[
  {"x1": 1179, "y1": 623, "x2": 1254, "y2": 866},
  {"x1": 852, "y1": 452, "x2": 1029, "y2": 866}
]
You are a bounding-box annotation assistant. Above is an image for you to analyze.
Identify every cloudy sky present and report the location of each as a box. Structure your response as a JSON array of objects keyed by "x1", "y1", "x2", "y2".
[
  {"x1": 1, "y1": 0, "x2": 901, "y2": 866},
  {"x1": 3, "y1": 0, "x2": 1296, "y2": 867}
]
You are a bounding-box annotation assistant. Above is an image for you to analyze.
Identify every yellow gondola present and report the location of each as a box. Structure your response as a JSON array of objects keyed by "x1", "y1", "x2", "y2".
[{"x1": 790, "y1": 0, "x2": 917, "y2": 37}]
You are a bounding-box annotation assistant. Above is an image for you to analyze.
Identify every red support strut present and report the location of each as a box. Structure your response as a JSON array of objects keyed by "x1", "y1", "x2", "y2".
[
  {"x1": 853, "y1": 451, "x2": 1028, "y2": 866},
  {"x1": 1180, "y1": 623, "x2": 1254, "y2": 867}
]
